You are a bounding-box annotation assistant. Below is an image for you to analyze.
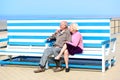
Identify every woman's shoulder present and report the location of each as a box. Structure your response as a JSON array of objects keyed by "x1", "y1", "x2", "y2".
[
  {"x1": 75, "y1": 31, "x2": 82, "y2": 37},
  {"x1": 76, "y1": 31, "x2": 81, "y2": 35}
]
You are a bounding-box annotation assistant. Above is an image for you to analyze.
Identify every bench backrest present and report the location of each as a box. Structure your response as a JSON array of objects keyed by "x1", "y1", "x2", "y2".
[{"x1": 7, "y1": 19, "x2": 111, "y2": 49}]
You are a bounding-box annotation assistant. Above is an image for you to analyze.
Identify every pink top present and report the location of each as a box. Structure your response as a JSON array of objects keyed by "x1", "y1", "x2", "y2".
[{"x1": 66, "y1": 31, "x2": 83, "y2": 50}]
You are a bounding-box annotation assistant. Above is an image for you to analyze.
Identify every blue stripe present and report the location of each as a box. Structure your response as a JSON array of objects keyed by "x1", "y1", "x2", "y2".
[
  {"x1": 8, "y1": 29, "x2": 109, "y2": 33},
  {"x1": 111, "y1": 59, "x2": 116, "y2": 65},
  {"x1": 84, "y1": 43, "x2": 109, "y2": 48},
  {"x1": 79, "y1": 30, "x2": 110, "y2": 33},
  {"x1": 84, "y1": 43, "x2": 102, "y2": 48},
  {"x1": 78, "y1": 22, "x2": 109, "y2": 26},
  {"x1": 8, "y1": 36, "x2": 109, "y2": 40},
  {"x1": 75, "y1": 54, "x2": 102, "y2": 56},
  {"x1": 8, "y1": 36, "x2": 49, "y2": 39},
  {"x1": 69, "y1": 59, "x2": 102, "y2": 65},
  {"x1": 8, "y1": 42, "x2": 46, "y2": 46},
  {"x1": 49, "y1": 63, "x2": 102, "y2": 69},
  {"x1": 8, "y1": 23, "x2": 60, "y2": 26},
  {"x1": 6, "y1": 16, "x2": 110, "y2": 20},
  {"x1": 8, "y1": 42, "x2": 102, "y2": 48},
  {"x1": 83, "y1": 36, "x2": 109, "y2": 40},
  {"x1": 8, "y1": 22, "x2": 109, "y2": 26},
  {"x1": 0, "y1": 60, "x2": 39, "y2": 66},
  {"x1": 0, "y1": 38, "x2": 8, "y2": 42},
  {"x1": 8, "y1": 29, "x2": 56, "y2": 33}
]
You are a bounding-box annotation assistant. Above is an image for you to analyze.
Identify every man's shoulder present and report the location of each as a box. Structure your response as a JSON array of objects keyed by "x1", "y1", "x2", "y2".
[{"x1": 65, "y1": 29, "x2": 70, "y2": 33}]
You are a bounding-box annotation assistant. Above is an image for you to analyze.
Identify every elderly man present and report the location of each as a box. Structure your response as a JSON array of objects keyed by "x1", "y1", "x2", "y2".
[{"x1": 34, "y1": 21, "x2": 71, "y2": 73}]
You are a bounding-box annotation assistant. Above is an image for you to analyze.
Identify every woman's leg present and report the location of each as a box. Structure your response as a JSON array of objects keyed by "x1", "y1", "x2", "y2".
[
  {"x1": 55, "y1": 44, "x2": 67, "y2": 60},
  {"x1": 64, "y1": 50, "x2": 69, "y2": 68}
]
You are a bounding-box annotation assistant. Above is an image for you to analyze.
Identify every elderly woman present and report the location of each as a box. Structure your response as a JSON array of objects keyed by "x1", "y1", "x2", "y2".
[{"x1": 55, "y1": 23, "x2": 83, "y2": 72}]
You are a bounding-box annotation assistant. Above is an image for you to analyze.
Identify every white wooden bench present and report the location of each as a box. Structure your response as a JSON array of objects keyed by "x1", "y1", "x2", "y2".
[{"x1": 0, "y1": 18, "x2": 116, "y2": 72}]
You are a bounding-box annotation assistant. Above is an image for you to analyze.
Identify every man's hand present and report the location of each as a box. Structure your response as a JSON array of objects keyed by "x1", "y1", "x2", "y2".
[
  {"x1": 55, "y1": 29, "x2": 61, "y2": 34},
  {"x1": 47, "y1": 38, "x2": 51, "y2": 41}
]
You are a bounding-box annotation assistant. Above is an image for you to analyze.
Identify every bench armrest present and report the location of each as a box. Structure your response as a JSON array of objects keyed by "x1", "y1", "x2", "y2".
[
  {"x1": 101, "y1": 38, "x2": 116, "y2": 45},
  {"x1": 45, "y1": 40, "x2": 55, "y2": 47},
  {"x1": 101, "y1": 38, "x2": 117, "y2": 55}
]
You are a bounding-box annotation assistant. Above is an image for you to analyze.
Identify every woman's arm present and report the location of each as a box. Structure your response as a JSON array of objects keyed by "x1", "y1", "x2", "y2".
[{"x1": 67, "y1": 32, "x2": 82, "y2": 47}]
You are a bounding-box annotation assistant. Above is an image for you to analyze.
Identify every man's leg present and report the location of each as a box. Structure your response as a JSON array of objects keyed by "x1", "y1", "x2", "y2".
[
  {"x1": 52, "y1": 47, "x2": 61, "y2": 66},
  {"x1": 55, "y1": 44, "x2": 67, "y2": 60},
  {"x1": 34, "y1": 48, "x2": 54, "y2": 73},
  {"x1": 39, "y1": 48, "x2": 54, "y2": 67},
  {"x1": 52, "y1": 47, "x2": 64, "y2": 72},
  {"x1": 53, "y1": 47, "x2": 61, "y2": 56}
]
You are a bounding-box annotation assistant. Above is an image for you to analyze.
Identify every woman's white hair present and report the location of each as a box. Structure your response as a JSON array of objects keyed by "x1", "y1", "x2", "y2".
[{"x1": 70, "y1": 23, "x2": 79, "y2": 30}]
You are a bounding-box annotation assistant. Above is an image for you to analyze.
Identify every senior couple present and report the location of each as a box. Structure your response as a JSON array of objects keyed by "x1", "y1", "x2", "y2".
[{"x1": 34, "y1": 21, "x2": 83, "y2": 73}]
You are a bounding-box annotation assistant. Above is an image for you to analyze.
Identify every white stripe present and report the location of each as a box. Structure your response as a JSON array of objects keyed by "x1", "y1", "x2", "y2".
[
  {"x1": 79, "y1": 26, "x2": 110, "y2": 30},
  {"x1": 8, "y1": 26, "x2": 59, "y2": 29},
  {"x1": 7, "y1": 19, "x2": 110, "y2": 23},
  {"x1": 82, "y1": 51, "x2": 102, "y2": 54},
  {"x1": 9, "y1": 39, "x2": 46, "y2": 42},
  {"x1": 0, "y1": 36, "x2": 7, "y2": 39},
  {"x1": 3, "y1": 49, "x2": 102, "y2": 54},
  {"x1": 7, "y1": 46, "x2": 31, "y2": 49},
  {"x1": 81, "y1": 33, "x2": 110, "y2": 37},
  {"x1": 5, "y1": 49, "x2": 45, "y2": 53},
  {"x1": 0, "y1": 37, "x2": 7, "y2": 39},
  {"x1": 8, "y1": 32, "x2": 110, "y2": 37},
  {"x1": 83, "y1": 48, "x2": 101, "y2": 51},
  {"x1": 8, "y1": 26, "x2": 110, "y2": 30},
  {"x1": 8, "y1": 33, "x2": 52, "y2": 36},
  {"x1": 69, "y1": 55, "x2": 102, "y2": 59},
  {"x1": 0, "y1": 51, "x2": 102, "y2": 58},
  {"x1": 0, "y1": 52, "x2": 43, "y2": 56},
  {"x1": 7, "y1": 46, "x2": 45, "y2": 49},
  {"x1": 83, "y1": 40, "x2": 103, "y2": 43},
  {"x1": 6, "y1": 48, "x2": 45, "y2": 52},
  {"x1": 9, "y1": 39, "x2": 103, "y2": 44},
  {"x1": 0, "y1": 41, "x2": 7, "y2": 43}
]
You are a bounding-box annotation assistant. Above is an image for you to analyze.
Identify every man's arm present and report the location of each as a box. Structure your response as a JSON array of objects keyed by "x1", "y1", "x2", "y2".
[
  {"x1": 47, "y1": 29, "x2": 60, "y2": 41},
  {"x1": 66, "y1": 30, "x2": 72, "y2": 42}
]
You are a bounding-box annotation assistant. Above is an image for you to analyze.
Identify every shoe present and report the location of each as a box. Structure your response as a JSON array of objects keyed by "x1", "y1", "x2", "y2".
[
  {"x1": 65, "y1": 68, "x2": 70, "y2": 72},
  {"x1": 55, "y1": 56, "x2": 60, "y2": 60},
  {"x1": 54, "y1": 59, "x2": 60, "y2": 62},
  {"x1": 34, "y1": 67, "x2": 45, "y2": 73},
  {"x1": 53, "y1": 67, "x2": 64, "y2": 72},
  {"x1": 52, "y1": 67, "x2": 58, "y2": 71},
  {"x1": 53, "y1": 59, "x2": 61, "y2": 67}
]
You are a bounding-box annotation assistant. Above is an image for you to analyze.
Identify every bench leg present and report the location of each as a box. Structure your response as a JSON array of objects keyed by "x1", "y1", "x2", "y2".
[
  {"x1": 8, "y1": 55, "x2": 13, "y2": 61},
  {"x1": 108, "y1": 59, "x2": 111, "y2": 69},
  {"x1": 102, "y1": 60, "x2": 105, "y2": 72},
  {"x1": 112, "y1": 57, "x2": 116, "y2": 66},
  {"x1": 45, "y1": 61, "x2": 49, "y2": 69}
]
